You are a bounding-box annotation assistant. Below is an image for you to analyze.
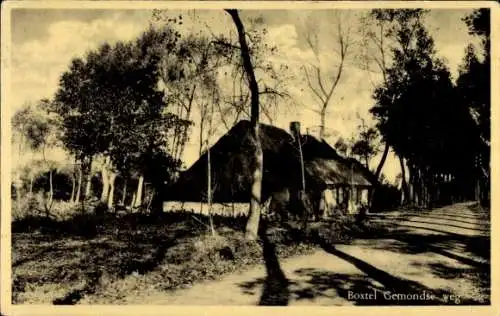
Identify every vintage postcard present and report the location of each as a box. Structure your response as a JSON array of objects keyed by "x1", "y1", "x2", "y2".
[{"x1": 1, "y1": 1, "x2": 498, "y2": 315}]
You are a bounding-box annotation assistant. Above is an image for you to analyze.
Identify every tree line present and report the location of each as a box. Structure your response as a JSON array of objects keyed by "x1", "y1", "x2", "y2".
[{"x1": 367, "y1": 9, "x2": 490, "y2": 208}]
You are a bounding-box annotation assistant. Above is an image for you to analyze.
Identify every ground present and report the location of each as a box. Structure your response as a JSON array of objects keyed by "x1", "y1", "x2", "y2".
[{"x1": 11, "y1": 202, "x2": 490, "y2": 305}]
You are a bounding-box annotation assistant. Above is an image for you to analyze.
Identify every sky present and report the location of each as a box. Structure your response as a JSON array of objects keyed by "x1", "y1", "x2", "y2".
[{"x1": 7, "y1": 6, "x2": 481, "y2": 184}]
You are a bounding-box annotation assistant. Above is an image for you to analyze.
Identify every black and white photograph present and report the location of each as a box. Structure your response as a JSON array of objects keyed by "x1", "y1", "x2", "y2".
[{"x1": 1, "y1": 1, "x2": 496, "y2": 312}]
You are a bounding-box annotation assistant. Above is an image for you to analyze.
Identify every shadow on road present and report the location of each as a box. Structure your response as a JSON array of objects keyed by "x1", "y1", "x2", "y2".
[
  {"x1": 257, "y1": 220, "x2": 290, "y2": 306},
  {"x1": 238, "y1": 206, "x2": 490, "y2": 306}
]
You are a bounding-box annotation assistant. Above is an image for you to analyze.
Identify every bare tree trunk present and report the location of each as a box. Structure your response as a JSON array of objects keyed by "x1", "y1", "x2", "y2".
[
  {"x1": 368, "y1": 143, "x2": 390, "y2": 212},
  {"x1": 177, "y1": 85, "x2": 197, "y2": 162},
  {"x1": 399, "y1": 155, "x2": 410, "y2": 205},
  {"x1": 207, "y1": 140, "x2": 215, "y2": 236},
  {"x1": 293, "y1": 125, "x2": 308, "y2": 223},
  {"x1": 100, "y1": 157, "x2": 110, "y2": 203},
  {"x1": 409, "y1": 174, "x2": 415, "y2": 205},
  {"x1": 475, "y1": 178, "x2": 481, "y2": 202},
  {"x1": 16, "y1": 135, "x2": 23, "y2": 209},
  {"x1": 246, "y1": 139, "x2": 263, "y2": 240},
  {"x1": 121, "y1": 178, "x2": 128, "y2": 206},
  {"x1": 297, "y1": 136, "x2": 306, "y2": 192},
  {"x1": 198, "y1": 100, "x2": 207, "y2": 216},
  {"x1": 374, "y1": 142, "x2": 389, "y2": 180},
  {"x1": 319, "y1": 108, "x2": 326, "y2": 140},
  {"x1": 171, "y1": 104, "x2": 183, "y2": 161},
  {"x1": 134, "y1": 175, "x2": 144, "y2": 208},
  {"x1": 419, "y1": 170, "x2": 426, "y2": 208},
  {"x1": 70, "y1": 171, "x2": 76, "y2": 203},
  {"x1": 424, "y1": 178, "x2": 430, "y2": 209},
  {"x1": 226, "y1": 9, "x2": 263, "y2": 241},
  {"x1": 69, "y1": 156, "x2": 76, "y2": 202},
  {"x1": 76, "y1": 163, "x2": 82, "y2": 203},
  {"x1": 15, "y1": 174, "x2": 21, "y2": 213},
  {"x1": 207, "y1": 96, "x2": 216, "y2": 236},
  {"x1": 84, "y1": 156, "x2": 93, "y2": 198},
  {"x1": 49, "y1": 169, "x2": 54, "y2": 204},
  {"x1": 41, "y1": 144, "x2": 53, "y2": 212},
  {"x1": 130, "y1": 192, "x2": 136, "y2": 209},
  {"x1": 416, "y1": 170, "x2": 420, "y2": 207},
  {"x1": 29, "y1": 175, "x2": 33, "y2": 195},
  {"x1": 199, "y1": 115, "x2": 205, "y2": 157},
  {"x1": 107, "y1": 172, "x2": 117, "y2": 209}
]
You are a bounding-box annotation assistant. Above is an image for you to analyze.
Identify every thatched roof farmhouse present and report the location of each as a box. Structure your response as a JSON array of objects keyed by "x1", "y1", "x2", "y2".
[{"x1": 165, "y1": 120, "x2": 376, "y2": 215}]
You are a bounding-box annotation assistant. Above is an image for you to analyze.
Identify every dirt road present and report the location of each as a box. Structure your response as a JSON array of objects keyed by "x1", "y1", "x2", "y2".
[{"x1": 110, "y1": 202, "x2": 490, "y2": 305}]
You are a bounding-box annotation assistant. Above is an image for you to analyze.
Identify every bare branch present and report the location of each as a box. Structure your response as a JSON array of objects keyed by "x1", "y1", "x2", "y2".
[
  {"x1": 259, "y1": 87, "x2": 290, "y2": 99},
  {"x1": 303, "y1": 66, "x2": 326, "y2": 104},
  {"x1": 215, "y1": 101, "x2": 231, "y2": 131},
  {"x1": 261, "y1": 104, "x2": 274, "y2": 125},
  {"x1": 322, "y1": 49, "x2": 345, "y2": 111},
  {"x1": 210, "y1": 39, "x2": 241, "y2": 51},
  {"x1": 315, "y1": 66, "x2": 328, "y2": 97},
  {"x1": 304, "y1": 23, "x2": 320, "y2": 64}
]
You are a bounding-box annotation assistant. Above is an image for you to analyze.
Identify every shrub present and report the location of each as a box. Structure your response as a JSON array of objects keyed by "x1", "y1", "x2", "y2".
[
  {"x1": 371, "y1": 183, "x2": 401, "y2": 212},
  {"x1": 11, "y1": 192, "x2": 46, "y2": 220},
  {"x1": 316, "y1": 215, "x2": 355, "y2": 245}
]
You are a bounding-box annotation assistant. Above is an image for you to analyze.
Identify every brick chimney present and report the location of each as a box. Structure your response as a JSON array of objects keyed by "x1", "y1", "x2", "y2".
[{"x1": 290, "y1": 121, "x2": 301, "y2": 139}]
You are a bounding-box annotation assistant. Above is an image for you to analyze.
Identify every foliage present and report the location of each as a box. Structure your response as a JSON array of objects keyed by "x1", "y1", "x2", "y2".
[
  {"x1": 50, "y1": 27, "x2": 194, "y2": 209},
  {"x1": 459, "y1": 8, "x2": 490, "y2": 148},
  {"x1": 456, "y1": 9, "x2": 490, "y2": 206},
  {"x1": 350, "y1": 123, "x2": 379, "y2": 168},
  {"x1": 12, "y1": 101, "x2": 63, "y2": 211},
  {"x1": 208, "y1": 13, "x2": 293, "y2": 127},
  {"x1": 333, "y1": 137, "x2": 350, "y2": 157},
  {"x1": 463, "y1": 8, "x2": 490, "y2": 54},
  {"x1": 12, "y1": 101, "x2": 60, "y2": 153},
  {"x1": 138, "y1": 23, "x2": 218, "y2": 163},
  {"x1": 456, "y1": 45, "x2": 490, "y2": 147},
  {"x1": 11, "y1": 193, "x2": 44, "y2": 220},
  {"x1": 369, "y1": 9, "x2": 481, "y2": 207}
]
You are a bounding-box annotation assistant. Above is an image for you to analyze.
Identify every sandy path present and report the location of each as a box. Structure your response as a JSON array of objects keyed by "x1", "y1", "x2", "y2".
[{"x1": 113, "y1": 202, "x2": 489, "y2": 305}]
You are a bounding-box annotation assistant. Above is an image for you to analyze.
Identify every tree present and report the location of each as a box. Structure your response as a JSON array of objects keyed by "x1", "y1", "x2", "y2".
[
  {"x1": 11, "y1": 104, "x2": 32, "y2": 205},
  {"x1": 53, "y1": 55, "x2": 105, "y2": 202},
  {"x1": 457, "y1": 9, "x2": 490, "y2": 206},
  {"x1": 302, "y1": 12, "x2": 353, "y2": 140},
  {"x1": 157, "y1": 31, "x2": 214, "y2": 166},
  {"x1": 351, "y1": 122, "x2": 379, "y2": 169},
  {"x1": 204, "y1": 87, "x2": 219, "y2": 236},
  {"x1": 357, "y1": 10, "x2": 400, "y2": 184},
  {"x1": 52, "y1": 31, "x2": 186, "y2": 211},
  {"x1": 205, "y1": 13, "x2": 293, "y2": 130},
  {"x1": 11, "y1": 100, "x2": 61, "y2": 212},
  {"x1": 225, "y1": 9, "x2": 263, "y2": 240},
  {"x1": 369, "y1": 9, "x2": 428, "y2": 205},
  {"x1": 17, "y1": 160, "x2": 45, "y2": 196}
]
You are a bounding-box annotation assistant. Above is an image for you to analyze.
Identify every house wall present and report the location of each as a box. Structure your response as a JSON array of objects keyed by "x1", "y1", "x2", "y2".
[
  {"x1": 163, "y1": 201, "x2": 250, "y2": 217},
  {"x1": 163, "y1": 186, "x2": 371, "y2": 220},
  {"x1": 319, "y1": 185, "x2": 371, "y2": 217},
  {"x1": 319, "y1": 189, "x2": 336, "y2": 218}
]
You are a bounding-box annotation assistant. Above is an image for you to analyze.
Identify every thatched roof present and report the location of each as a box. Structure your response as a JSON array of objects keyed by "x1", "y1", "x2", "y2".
[
  {"x1": 165, "y1": 120, "x2": 375, "y2": 202},
  {"x1": 298, "y1": 135, "x2": 376, "y2": 188}
]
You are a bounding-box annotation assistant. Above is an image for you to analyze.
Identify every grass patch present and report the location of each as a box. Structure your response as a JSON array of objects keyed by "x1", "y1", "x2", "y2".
[{"x1": 12, "y1": 207, "x2": 318, "y2": 304}]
